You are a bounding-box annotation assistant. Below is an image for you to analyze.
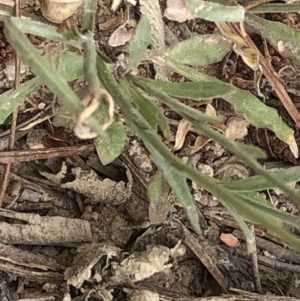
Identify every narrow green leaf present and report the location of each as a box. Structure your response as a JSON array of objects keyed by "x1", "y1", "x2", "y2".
[
  {"x1": 0, "y1": 78, "x2": 40, "y2": 125},
  {"x1": 185, "y1": 0, "x2": 245, "y2": 22},
  {"x1": 148, "y1": 171, "x2": 171, "y2": 225},
  {"x1": 128, "y1": 76, "x2": 219, "y2": 124},
  {"x1": 136, "y1": 78, "x2": 232, "y2": 100},
  {"x1": 128, "y1": 16, "x2": 151, "y2": 72},
  {"x1": 148, "y1": 172, "x2": 164, "y2": 203},
  {"x1": 162, "y1": 166, "x2": 200, "y2": 233},
  {"x1": 246, "y1": 14, "x2": 300, "y2": 66},
  {"x1": 120, "y1": 78, "x2": 172, "y2": 140},
  {"x1": 166, "y1": 35, "x2": 232, "y2": 66},
  {"x1": 230, "y1": 191, "x2": 300, "y2": 251},
  {"x1": 4, "y1": 18, "x2": 104, "y2": 137},
  {"x1": 8, "y1": 17, "x2": 80, "y2": 48},
  {"x1": 239, "y1": 192, "x2": 300, "y2": 227},
  {"x1": 82, "y1": 0, "x2": 97, "y2": 32},
  {"x1": 248, "y1": 3, "x2": 300, "y2": 13},
  {"x1": 223, "y1": 166, "x2": 300, "y2": 192},
  {"x1": 93, "y1": 102, "x2": 126, "y2": 165},
  {"x1": 163, "y1": 57, "x2": 294, "y2": 145}
]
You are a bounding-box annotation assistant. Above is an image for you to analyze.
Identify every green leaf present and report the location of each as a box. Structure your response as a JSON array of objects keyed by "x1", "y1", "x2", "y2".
[
  {"x1": 248, "y1": 3, "x2": 300, "y2": 13},
  {"x1": 230, "y1": 191, "x2": 300, "y2": 251},
  {"x1": 163, "y1": 57, "x2": 294, "y2": 146},
  {"x1": 128, "y1": 16, "x2": 151, "y2": 72},
  {"x1": 148, "y1": 171, "x2": 171, "y2": 224},
  {"x1": 96, "y1": 53, "x2": 300, "y2": 251},
  {"x1": 120, "y1": 78, "x2": 172, "y2": 140},
  {"x1": 58, "y1": 51, "x2": 84, "y2": 81},
  {"x1": 185, "y1": 0, "x2": 245, "y2": 22},
  {"x1": 93, "y1": 102, "x2": 126, "y2": 165},
  {"x1": 246, "y1": 14, "x2": 300, "y2": 66},
  {"x1": 82, "y1": 0, "x2": 97, "y2": 31},
  {"x1": 162, "y1": 166, "x2": 200, "y2": 233},
  {"x1": 136, "y1": 78, "x2": 233, "y2": 100},
  {"x1": 166, "y1": 35, "x2": 232, "y2": 66},
  {"x1": 148, "y1": 172, "x2": 164, "y2": 203},
  {"x1": 128, "y1": 76, "x2": 219, "y2": 124},
  {"x1": 223, "y1": 166, "x2": 300, "y2": 192},
  {"x1": 0, "y1": 78, "x2": 40, "y2": 125},
  {"x1": 8, "y1": 17, "x2": 80, "y2": 48},
  {"x1": 4, "y1": 17, "x2": 104, "y2": 137}
]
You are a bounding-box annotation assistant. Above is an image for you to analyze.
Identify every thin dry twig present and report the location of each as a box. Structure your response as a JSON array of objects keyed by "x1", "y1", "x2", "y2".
[
  {"x1": 0, "y1": 144, "x2": 95, "y2": 163},
  {"x1": 0, "y1": 0, "x2": 21, "y2": 207}
]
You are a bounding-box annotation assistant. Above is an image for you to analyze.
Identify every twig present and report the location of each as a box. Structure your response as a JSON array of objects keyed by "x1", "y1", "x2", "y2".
[
  {"x1": 249, "y1": 224, "x2": 262, "y2": 293},
  {"x1": 0, "y1": 144, "x2": 95, "y2": 163},
  {"x1": 0, "y1": 0, "x2": 21, "y2": 207}
]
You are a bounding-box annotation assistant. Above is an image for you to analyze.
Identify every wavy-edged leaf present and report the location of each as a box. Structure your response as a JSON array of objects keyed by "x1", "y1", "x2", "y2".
[
  {"x1": 120, "y1": 78, "x2": 172, "y2": 140},
  {"x1": 246, "y1": 14, "x2": 300, "y2": 66},
  {"x1": 166, "y1": 34, "x2": 232, "y2": 66},
  {"x1": 94, "y1": 102, "x2": 126, "y2": 165},
  {"x1": 163, "y1": 57, "x2": 294, "y2": 146},
  {"x1": 128, "y1": 16, "x2": 151, "y2": 72},
  {"x1": 185, "y1": 0, "x2": 245, "y2": 22}
]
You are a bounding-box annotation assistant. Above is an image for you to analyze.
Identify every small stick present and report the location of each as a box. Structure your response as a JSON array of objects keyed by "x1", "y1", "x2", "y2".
[{"x1": 0, "y1": 144, "x2": 95, "y2": 164}]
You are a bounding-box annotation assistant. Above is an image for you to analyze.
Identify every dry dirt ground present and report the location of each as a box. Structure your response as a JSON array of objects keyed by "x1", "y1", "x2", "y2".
[{"x1": 0, "y1": 1, "x2": 300, "y2": 301}]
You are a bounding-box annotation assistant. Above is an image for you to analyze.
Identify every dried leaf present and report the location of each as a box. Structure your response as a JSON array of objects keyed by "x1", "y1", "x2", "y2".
[
  {"x1": 111, "y1": 245, "x2": 181, "y2": 284},
  {"x1": 173, "y1": 119, "x2": 191, "y2": 151},
  {"x1": 65, "y1": 243, "x2": 120, "y2": 288},
  {"x1": 215, "y1": 22, "x2": 259, "y2": 71},
  {"x1": 225, "y1": 117, "x2": 249, "y2": 140},
  {"x1": 108, "y1": 25, "x2": 133, "y2": 47},
  {"x1": 111, "y1": 0, "x2": 122, "y2": 11},
  {"x1": 191, "y1": 135, "x2": 211, "y2": 154},
  {"x1": 164, "y1": 0, "x2": 194, "y2": 23},
  {"x1": 40, "y1": 0, "x2": 83, "y2": 23},
  {"x1": 99, "y1": 12, "x2": 124, "y2": 31},
  {"x1": 206, "y1": 104, "x2": 216, "y2": 116},
  {"x1": 61, "y1": 167, "x2": 131, "y2": 205}
]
